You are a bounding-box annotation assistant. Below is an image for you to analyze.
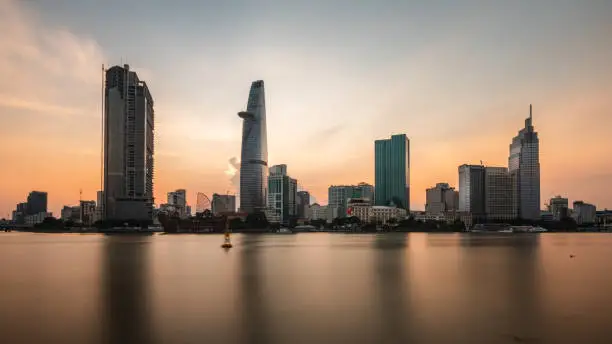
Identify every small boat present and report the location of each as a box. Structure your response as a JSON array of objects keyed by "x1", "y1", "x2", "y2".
[
  {"x1": 276, "y1": 227, "x2": 294, "y2": 234},
  {"x1": 221, "y1": 232, "x2": 233, "y2": 249}
]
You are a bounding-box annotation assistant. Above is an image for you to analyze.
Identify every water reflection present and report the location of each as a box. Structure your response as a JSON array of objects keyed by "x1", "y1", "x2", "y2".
[
  {"x1": 373, "y1": 233, "x2": 411, "y2": 342},
  {"x1": 505, "y1": 234, "x2": 542, "y2": 342},
  {"x1": 101, "y1": 235, "x2": 152, "y2": 344},
  {"x1": 239, "y1": 235, "x2": 269, "y2": 344}
]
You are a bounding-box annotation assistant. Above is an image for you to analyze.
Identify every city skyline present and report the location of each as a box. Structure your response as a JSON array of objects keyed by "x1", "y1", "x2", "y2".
[{"x1": 1, "y1": 0, "x2": 612, "y2": 217}]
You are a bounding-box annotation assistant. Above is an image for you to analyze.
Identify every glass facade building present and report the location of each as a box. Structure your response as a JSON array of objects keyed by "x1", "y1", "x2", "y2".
[
  {"x1": 508, "y1": 105, "x2": 540, "y2": 220},
  {"x1": 238, "y1": 80, "x2": 268, "y2": 214},
  {"x1": 374, "y1": 134, "x2": 410, "y2": 210},
  {"x1": 267, "y1": 165, "x2": 297, "y2": 225}
]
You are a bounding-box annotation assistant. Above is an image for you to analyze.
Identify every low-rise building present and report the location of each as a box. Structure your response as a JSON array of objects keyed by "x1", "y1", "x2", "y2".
[
  {"x1": 25, "y1": 212, "x2": 52, "y2": 226},
  {"x1": 306, "y1": 203, "x2": 328, "y2": 222}
]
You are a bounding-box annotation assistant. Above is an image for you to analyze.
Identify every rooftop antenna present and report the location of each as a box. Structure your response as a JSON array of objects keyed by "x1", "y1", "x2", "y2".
[
  {"x1": 530, "y1": 104, "x2": 532, "y2": 119},
  {"x1": 100, "y1": 64, "x2": 105, "y2": 196}
]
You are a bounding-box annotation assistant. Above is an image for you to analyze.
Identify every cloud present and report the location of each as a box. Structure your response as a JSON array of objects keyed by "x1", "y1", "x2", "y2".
[
  {"x1": 0, "y1": 0, "x2": 105, "y2": 119},
  {"x1": 225, "y1": 157, "x2": 240, "y2": 192},
  {"x1": 0, "y1": 0, "x2": 107, "y2": 215}
]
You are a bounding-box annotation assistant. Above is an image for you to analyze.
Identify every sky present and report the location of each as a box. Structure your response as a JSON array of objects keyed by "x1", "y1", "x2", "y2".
[{"x1": 1, "y1": 0, "x2": 611, "y2": 217}]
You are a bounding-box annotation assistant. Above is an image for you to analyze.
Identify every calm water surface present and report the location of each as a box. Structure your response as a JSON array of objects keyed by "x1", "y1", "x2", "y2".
[{"x1": 1, "y1": 232, "x2": 612, "y2": 343}]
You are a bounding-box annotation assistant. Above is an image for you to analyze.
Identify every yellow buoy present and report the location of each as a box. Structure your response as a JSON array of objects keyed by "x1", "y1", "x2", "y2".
[{"x1": 221, "y1": 232, "x2": 232, "y2": 249}]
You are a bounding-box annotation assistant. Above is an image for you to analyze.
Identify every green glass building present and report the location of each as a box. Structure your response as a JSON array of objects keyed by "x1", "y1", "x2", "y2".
[{"x1": 374, "y1": 134, "x2": 410, "y2": 210}]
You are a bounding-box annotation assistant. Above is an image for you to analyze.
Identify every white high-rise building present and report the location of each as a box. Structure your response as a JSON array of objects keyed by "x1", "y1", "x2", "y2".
[
  {"x1": 509, "y1": 105, "x2": 540, "y2": 220},
  {"x1": 267, "y1": 164, "x2": 297, "y2": 225}
]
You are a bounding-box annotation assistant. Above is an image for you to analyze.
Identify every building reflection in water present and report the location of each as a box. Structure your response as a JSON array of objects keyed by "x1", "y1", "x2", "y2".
[
  {"x1": 461, "y1": 233, "x2": 543, "y2": 341},
  {"x1": 101, "y1": 235, "x2": 152, "y2": 344},
  {"x1": 373, "y1": 233, "x2": 412, "y2": 342},
  {"x1": 239, "y1": 234, "x2": 269, "y2": 344},
  {"x1": 505, "y1": 234, "x2": 543, "y2": 341}
]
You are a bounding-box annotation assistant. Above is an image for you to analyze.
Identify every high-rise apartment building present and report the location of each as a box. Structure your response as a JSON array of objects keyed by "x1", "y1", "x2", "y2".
[
  {"x1": 297, "y1": 191, "x2": 310, "y2": 219},
  {"x1": 549, "y1": 196, "x2": 569, "y2": 220},
  {"x1": 573, "y1": 201, "x2": 596, "y2": 225},
  {"x1": 425, "y1": 183, "x2": 459, "y2": 214},
  {"x1": 509, "y1": 105, "x2": 540, "y2": 220},
  {"x1": 80, "y1": 201, "x2": 96, "y2": 225},
  {"x1": 167, "y1": 189, "x2": 187, "y2": 208},
  {"x1": 103, "y1": 64, "x2": 155, "y2": 221},
  {"x1": 212, "y1": 194, "x2": 236, "y2": 214},
  {"x1": 27, "y1": 191, "x2": 47, "y2": 215},
  {"x1": 167, "y1": 189, "x2": 187, "y2": 217},
  {"x1": 238, "y1": 80, "x2": 268, "y2": 214},
  {"x1": 484, "y1": 167, "x2": 515, "y2": 220},
  {"x1": 267, "y1": 165, "x2": 297, "y2": 225},
  {"x1": 375, "y1": 134, "x2": 410, "y2": 210},
  {"x1": 458, "y1": 164, "x2": 486, "y2": 217}
]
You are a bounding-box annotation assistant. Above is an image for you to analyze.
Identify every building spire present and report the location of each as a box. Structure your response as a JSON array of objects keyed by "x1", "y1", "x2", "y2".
[{"x1": 530, "y1": 104, "x2": 532, "y2": 120}]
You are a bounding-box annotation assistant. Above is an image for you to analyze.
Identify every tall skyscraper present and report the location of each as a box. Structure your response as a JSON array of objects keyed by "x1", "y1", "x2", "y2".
[
  {"x1": 267, "y1": 165, "x2": 297, "y2": 225},
  {"x1": 238, "y1": 80, "x2": 268, "y2": 214},
  {"x1": 458, "y1": 164, "x2": 486, "y2": 217},
  {"x1": 509, "y1": 105, "x2": 540, "y2": 220},
  {"x1": 374, "y1": 134, "x2": 410, "y2": 210},
  {"x1": 103, "y1": 64, "x2": 155, "y2": 221}
]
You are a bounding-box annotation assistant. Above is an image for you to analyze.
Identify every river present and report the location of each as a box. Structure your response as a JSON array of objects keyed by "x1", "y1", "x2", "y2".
[{"x1": 1, "y1": 232, "x2": 611, "y2": 343}]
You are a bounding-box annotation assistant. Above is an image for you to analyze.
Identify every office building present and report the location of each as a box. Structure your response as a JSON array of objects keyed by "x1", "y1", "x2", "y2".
[
  {"x1": 104, "y1": 64, "x2": 155, "y2": 221},
  {"x1": 95, "y1": 191, "x2": 104, "y2": 222},
  {"x1": 509, "y1": 105, "x2": 540, "y2": 220},
  {"x1": 573, "y1": 201, "x2": 596, "y2": 225},
  {"x1": 328, "y1": 183, "x2": 375, "y2": 218},
  {"x1": 27, "y1": 191, "x2": 47, "y2": 215},
  {"x1": 267, "y1": 164, "x2": 297, "y2": 225},
  {"x1": 238, "y1": 80, "x2": 268, "y2": 214},
  {"x1": 549, "y1": 196, "x2": 569, "y2": 220},
  {"x1": 458, "y1": 164, "x2": 486, "y2": 219},
  {"x1": 425, "y1": 183, "x2": 459, "y2": 214},
  {"x1": 297, "y1": 191, "x2": 310, "y2": 219},
  {"x1": 375, "y1": 134, "x2": 410, "y2": 210},
  {"x1": 212, "y1": 194, "x2": 236, "y2": 214},
  {"x1": 484, "y1": 167, "x2": 514, "y2": 221}
]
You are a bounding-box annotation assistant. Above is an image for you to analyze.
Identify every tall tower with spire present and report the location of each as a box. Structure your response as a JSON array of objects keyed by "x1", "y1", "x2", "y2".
[{"x1": 508, "y1": 104, "x2": 540, "y2": 220}]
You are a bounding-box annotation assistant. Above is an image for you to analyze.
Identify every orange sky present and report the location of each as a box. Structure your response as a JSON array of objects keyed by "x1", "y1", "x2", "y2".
[{"x1": 1, "y1": 0, "x2": 611, "y2": 217}]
